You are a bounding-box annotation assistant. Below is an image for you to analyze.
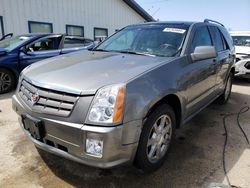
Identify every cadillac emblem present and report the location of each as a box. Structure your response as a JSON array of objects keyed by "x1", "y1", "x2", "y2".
[{"x1": 31, "y1": 92, "x2": 39, "y2": 104}]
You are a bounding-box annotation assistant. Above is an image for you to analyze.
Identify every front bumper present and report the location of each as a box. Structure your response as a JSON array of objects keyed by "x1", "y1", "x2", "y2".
[{"x1": 12, "y1": 94, "x2": 141, "y2": 168}]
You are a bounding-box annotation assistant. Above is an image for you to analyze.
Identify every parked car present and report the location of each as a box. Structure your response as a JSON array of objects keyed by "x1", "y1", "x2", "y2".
[
  {"x1": 0, "y1": 34, "x2": 94, "y2": 94},
  {"x1": 12, "y1": 19, "x2": 235, "y2": 172},
  {"x1": 230, "y1": 31, "x2": 250, "y2": 79}
]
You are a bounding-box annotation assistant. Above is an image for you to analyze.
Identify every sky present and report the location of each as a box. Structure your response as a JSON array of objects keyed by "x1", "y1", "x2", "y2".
[{"x1": 135, "y1": 0, "x2": 250, "y2": 31}]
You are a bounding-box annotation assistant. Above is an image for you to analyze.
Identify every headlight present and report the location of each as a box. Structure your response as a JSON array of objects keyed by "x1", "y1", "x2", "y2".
[
  {"x1": 87, "y1": 84, "x2": 125, "y2": 124},
  {"x1": 245, "y1": 61, "x2": 250, "y2": 69}
]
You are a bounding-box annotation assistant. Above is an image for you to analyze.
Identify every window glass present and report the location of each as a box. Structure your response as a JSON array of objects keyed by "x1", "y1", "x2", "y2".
[
  {"x1": 83, "y1": 39, "x2": 93, "y2": 46},
  {"x1": 94, "y1": 28, "x2": 108, "y2": 42},
  {"x1": 96, "y1": 25, "x2": 188, "y2": 57},
  {"x1": 211, "y1": 27, "x2": 224, "y2": 52},
  {"x1": 220, "y1": 27, "x2": 234, "y2": 50},
  {"x1": 104, "y1": 30, "x2": 135, "y2": 51},
  {"x1": 191, "y1": 26, "x2": 212, "y2": 52},
  {"x1": 66, "y1": 25, "x2": 84, "y2": 36},
  {"x1": 232, "y1": 36, "x2": 250, "y2": 47},
  {"x1": 64, "y1": 38, "x2": 93, "y2": 48},
  {"x1": 221, "y1": 33, "x2": 230, "y2": 50},
  {"x1": 64, "y1": 38, "x2": 83, "y2": 48},
  {"x1": 0, "y1": 36, "x2": 31, "y2": 51},
  {"x1": 29, "y1": 21, "x2": 53, "y2": 33},
  {"x1": 27, "y1": 36, "x2": 61, "y2": 52},
  {"x1": 0, "y1": 16, "x2": 4, "y2": 37}
]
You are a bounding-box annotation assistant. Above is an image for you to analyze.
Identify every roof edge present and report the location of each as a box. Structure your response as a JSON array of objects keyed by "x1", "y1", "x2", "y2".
[{"x1": 123, "y1": 0, "x2": 155, "y2": 22}]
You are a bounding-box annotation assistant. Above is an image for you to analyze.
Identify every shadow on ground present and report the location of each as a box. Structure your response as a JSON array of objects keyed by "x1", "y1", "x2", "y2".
[{"x1": 0, "y1": 92, "x2": 14, "y2": 100}]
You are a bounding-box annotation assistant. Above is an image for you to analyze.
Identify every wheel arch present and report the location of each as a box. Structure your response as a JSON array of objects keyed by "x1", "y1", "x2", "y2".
[
  {"x1": 230, "y1": 66, "x2": 235, "y2": 75},
  {"x1": 0, "y1": 66, "x2": 18, "y2": 83},
  {"x1": 145, "y1": 94, "x2": 182, "y2": 128}
]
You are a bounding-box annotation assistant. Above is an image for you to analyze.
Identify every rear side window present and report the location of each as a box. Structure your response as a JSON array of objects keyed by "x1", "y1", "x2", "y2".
[
  {"x1": 191, "y1": 26, "x2": 212, "y2": 52},
  {"x1": 64, "y1": 38, "x2": 93, "y2": 48},
  {"x1": 210, "y1": 26, "x2": 224, "y2": 52},
  {"x1": 219, "y1": 27, "x2": 234, "y2": 50},
  {"x1": 64, "y1": 38, "x2": 84, "y2": 48},
  {"x1": 83, "y1": 39, "x2": 93, "y2": 46}
]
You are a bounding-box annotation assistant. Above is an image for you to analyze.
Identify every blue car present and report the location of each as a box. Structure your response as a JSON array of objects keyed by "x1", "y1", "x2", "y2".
[{"x1": 0, "y1": 34, "x2": 94, "y2": 94}]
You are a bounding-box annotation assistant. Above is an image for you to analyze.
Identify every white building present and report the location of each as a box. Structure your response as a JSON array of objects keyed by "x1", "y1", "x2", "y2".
[{"x1": 0, "y1": 0, "x2": 153, "y2": 40}]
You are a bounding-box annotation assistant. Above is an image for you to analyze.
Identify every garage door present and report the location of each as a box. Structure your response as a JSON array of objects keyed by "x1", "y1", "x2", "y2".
[{"x1": 0, "y1": 16, "x2": 4, "y2": 37}]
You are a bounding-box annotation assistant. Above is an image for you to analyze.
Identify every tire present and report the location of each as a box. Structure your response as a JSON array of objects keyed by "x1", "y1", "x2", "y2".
[
  {"x1": 218, "y1": 72, "x2": 233, "y2": 104},
  {"x1": 0, "y1": 68, "x2": 15, "y2": 94},
  {"x1": 134, "y1": 104, "x2": 176, "y2": 173}
]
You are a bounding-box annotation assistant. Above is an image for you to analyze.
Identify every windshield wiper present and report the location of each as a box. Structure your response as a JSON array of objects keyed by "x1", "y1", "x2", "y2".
[
  {"x1": 92, "y1": 49, "x2": 110, "y2": 52},
  {"x1": 116, "y1": 50, "x2": 156, "y2": 57}
]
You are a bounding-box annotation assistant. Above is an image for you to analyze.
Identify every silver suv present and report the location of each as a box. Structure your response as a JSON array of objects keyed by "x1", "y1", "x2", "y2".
[{"x1": 12, "y1": 19, "x2": 235, "y2": 172}]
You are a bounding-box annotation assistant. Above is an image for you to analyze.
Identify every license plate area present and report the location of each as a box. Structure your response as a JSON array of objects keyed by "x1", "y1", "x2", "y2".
[{"x1": 21, "y1": 114, "x2": 45, "y2": 140}]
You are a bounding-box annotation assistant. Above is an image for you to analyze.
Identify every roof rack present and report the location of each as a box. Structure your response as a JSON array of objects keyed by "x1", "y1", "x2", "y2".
[{"x1": 204, "y1": 19, "x2": 224, "y2": 27}]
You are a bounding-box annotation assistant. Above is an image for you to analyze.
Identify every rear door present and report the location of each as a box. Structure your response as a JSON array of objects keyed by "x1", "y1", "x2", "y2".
[
  {"x1": 184, "y1": 25, "x2": 217, "y2": 116},
  {"x1": 19, "y1": 35, "x2": 62, "y2": 71},
  {"x1": 209, "y1": 26, "x2": 233, "y2": 94}
]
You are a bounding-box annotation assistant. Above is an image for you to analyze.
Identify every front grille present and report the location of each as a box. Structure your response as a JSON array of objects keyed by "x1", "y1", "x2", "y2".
[{"x1": 19, "y1": 79, "x2": 79, "y2": 117}]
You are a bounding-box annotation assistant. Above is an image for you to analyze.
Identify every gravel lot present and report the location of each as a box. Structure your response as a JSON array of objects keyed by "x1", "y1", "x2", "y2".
[{"x1": 0, "y1": 79, "x2": 250, "y2": 188}]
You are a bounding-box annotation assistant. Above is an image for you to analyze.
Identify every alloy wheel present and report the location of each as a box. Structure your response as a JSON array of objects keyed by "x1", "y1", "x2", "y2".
[
  {"x1": 147, "y1": 114, "x2": 172, "y2": 163},
  {"x1": 0, "y1": 71, "x2": 11, "y2": 92}
]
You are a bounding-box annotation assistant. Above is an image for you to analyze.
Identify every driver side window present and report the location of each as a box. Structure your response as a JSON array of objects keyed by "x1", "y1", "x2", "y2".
[
  {"x1": 26, "y1": 36, "x2": 61, "y2": 52},
  {"x1": 191, "y1": 26, "x2": 212, "y2": 52}
]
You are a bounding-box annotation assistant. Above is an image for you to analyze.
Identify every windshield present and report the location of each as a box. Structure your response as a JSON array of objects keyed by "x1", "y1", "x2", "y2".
[
  {"x1": 95, "y1": 25, "x2": 188, "y2": 57},
  {"x1": 0, "y1": 36, "x2": 31, "y2": 51},
  {"x1": 232, "y1": 36, "x2": 250, "y2": 47}
]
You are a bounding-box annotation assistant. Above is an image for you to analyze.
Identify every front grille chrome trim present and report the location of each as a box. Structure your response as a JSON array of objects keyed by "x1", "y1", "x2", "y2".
[{"x1": 18, "y1": 79, "x2": 79, "y2": 117}]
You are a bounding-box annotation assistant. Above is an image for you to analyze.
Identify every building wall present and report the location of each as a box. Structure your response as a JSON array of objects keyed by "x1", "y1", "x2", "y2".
[{"x1": 0, "y1": 0, "x2": 146, "y2": 39}]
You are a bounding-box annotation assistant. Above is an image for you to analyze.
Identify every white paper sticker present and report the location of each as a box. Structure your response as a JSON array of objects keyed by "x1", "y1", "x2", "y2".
[{"x1": 163, "y1": 28, "x2": 186, "y2": 34}]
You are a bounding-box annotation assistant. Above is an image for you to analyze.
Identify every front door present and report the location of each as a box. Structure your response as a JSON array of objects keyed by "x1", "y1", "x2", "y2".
[
  {"x1": 19, "y1": 35, "x2": 62, "y2": 71},
  {"x1": 184, "y1": 25, "x2": 217, "y2": 117}
]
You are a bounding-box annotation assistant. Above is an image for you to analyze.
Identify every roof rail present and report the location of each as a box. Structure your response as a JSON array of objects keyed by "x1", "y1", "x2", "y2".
[{"x1": 204, "y1": 19, "x2": 224, "y2": 27}]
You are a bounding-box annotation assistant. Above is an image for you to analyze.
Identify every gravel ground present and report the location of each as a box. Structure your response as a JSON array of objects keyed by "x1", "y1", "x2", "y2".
[{"x1": 0, "y1": 79, "x2": 250, "y2": 188}]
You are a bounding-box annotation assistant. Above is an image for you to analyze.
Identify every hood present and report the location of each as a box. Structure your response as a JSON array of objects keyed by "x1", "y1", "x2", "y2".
[
  {"x1": 235, "y1": 46, "x2": 250, "y2": 55},
  {"x1": 23, "y1": 51, "x2": 173, "y2": 95}
]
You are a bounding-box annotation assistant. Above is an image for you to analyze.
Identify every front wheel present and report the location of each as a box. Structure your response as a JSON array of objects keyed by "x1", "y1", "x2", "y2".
[
  {"x1": 0, "y1": 68, "x2": 15, "y2": 94},
  {"x1": 134, "y1": 104, "x2": 176, "y2": 173},
  {"x1": 218, "y1": 72, "x2": 233, "y2": 104}
]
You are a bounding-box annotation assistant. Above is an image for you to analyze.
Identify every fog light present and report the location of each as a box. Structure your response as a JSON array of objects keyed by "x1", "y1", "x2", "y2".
[{"x1": 86, "y1": 138, "x2": 103, "y2": 157}]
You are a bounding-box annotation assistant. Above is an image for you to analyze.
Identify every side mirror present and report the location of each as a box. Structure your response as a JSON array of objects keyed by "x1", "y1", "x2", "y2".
[
  {"x1": 20, "y1": 46, "x2": 28, "y2": 53},
  {"x1": 0, "y1": 48, "x2": 7, "y2": 55},
  {"x1": 191, "y1": 46, "x2": 216, "y2": 61}
]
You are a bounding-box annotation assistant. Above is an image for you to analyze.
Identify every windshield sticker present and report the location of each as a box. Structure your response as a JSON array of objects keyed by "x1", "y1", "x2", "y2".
[{"x1": 163, "y1": 28, "x2": 186, "y2": 34}]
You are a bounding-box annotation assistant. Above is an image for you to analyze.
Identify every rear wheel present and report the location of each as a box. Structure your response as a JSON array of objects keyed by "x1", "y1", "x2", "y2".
[
  {"x1": 218, "y1": 72, "x2": 233, "y2": 104},
  {"x1": 134, "y1": 104, "x2": 176, "y2": 173},
  {"x1": 0, "y1": 68, "x2": 15, "y2": 94}
]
